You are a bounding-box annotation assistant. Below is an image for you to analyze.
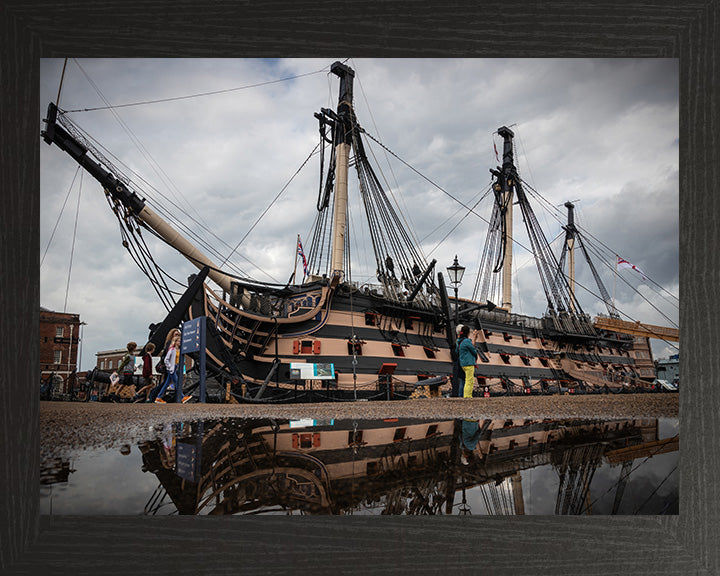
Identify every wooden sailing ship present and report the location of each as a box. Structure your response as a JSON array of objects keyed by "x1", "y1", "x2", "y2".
[{"x1": 41, "y1": 61, "x2": 678, "y2": 403}]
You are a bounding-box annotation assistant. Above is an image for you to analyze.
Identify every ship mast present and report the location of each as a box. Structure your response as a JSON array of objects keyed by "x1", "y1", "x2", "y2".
[
  {"x1": 328, "y1": 62, "x2": 355, "y2": 281},
  {"x1": 496, "y1": 126, "x2": 515, "y2": 312},
  {"x1": 565, "y1": 201, "x2": 576, "y2": 314}
]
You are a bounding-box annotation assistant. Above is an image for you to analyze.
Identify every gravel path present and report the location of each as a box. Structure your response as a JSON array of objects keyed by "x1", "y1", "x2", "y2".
[{"x1": 40, "y1": 394, "x2": 678, "y2": 460}]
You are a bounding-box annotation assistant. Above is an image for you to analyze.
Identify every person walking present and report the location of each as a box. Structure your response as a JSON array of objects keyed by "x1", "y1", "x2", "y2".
[
  {"x1": 133, "y1": 342, "x2": 156, "y2": 402},
  {"x1": 456, "y1": 324, "x2": 479, "y2": 398},
  {"x1": 113, "y1": 342, "x2": 138, "y2": 401},
  {"x1": 148, "y1": 328, "x2": 180, "y2": 402},
  {"x1": 154, "y1": 332, "x2": 191, "y2": 403}
]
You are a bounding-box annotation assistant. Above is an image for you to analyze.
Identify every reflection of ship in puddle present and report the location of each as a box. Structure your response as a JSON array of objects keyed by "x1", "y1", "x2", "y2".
[{"x1": 137, "y1": 417, "x2": 678, "y2": 515}]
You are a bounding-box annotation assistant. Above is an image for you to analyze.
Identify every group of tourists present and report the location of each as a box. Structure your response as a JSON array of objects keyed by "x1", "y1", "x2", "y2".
[{"x1": 106, "y1": 328, "x2": 192, "y2": 403}]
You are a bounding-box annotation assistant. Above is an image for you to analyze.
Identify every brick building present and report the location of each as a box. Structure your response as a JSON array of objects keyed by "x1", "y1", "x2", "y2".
[
  {"x1": 96, "y1": 348, "x2": 133, "y2": 373},
  {"x1": 40, "y1": 307, "x2": 84, "y2": 394}
]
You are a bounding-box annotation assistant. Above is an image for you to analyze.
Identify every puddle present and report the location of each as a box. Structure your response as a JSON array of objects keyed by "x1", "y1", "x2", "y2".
[{"x1": 40, "y1": 416, "x2": 679, "y2": 515}]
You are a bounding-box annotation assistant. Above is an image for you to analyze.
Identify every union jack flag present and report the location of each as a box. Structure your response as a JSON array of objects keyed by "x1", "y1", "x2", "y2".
[{"x1": 297, "y1": 237, "x2": 309, "y2": 277}]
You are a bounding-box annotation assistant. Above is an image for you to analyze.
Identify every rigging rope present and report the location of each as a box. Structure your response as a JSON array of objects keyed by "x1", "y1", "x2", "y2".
[
  {"x1": 63, "y1": 171, "x2": 82, "y2": 313},
  {"x1": 62, "y1": 64, "x2": 331, "y2": 113},
  {"x1": 41, "y1": 165, "x2": 81, "y2": 269},
  {"x1": 220, "y1": 142, "x2": 321, "y2": 271}
]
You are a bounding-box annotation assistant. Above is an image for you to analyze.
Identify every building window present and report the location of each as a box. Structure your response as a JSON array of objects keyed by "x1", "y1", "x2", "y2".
[
  {"x1": 108, "y1": 359, "x2": 113, "y2": 369},
  {"x1": 300, "y1": 340, "x2": 313, "y2": 354},
  {"x1": 56, "y1": 326, "x2": 64, "y2": 338},
  {"x1": 100, "y1": 360, "x2": 105, "y2": 370},
  {"x1": 53, "y1": 350, "x2": 62, "y2": 364}
]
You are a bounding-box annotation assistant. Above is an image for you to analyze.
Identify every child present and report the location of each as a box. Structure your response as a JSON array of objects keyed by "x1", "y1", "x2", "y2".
[
  {"x1": 154, "y1": 333, "x2": 192, "y2": 403},
  {"x1": 133, "y1": 342, "x2": 156, "y2": 402},
  {"x1": 116, "y1": 341, "x2": 138, "y2": 398}
]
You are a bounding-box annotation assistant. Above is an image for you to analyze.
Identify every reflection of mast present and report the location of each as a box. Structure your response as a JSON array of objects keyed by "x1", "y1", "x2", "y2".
[
  {"x1": 611, "y1": 460, "x2": 633, "y2": 515},
  {"x1": 479, "y1": 474, "x2": 524, "y2": 515},
  {"x1": 554, "y1": 443, "x2": 603, "y2": 515},
  {"x1": 444, "y1": 419, "x2": 462, "y2": 514},
  {"x1": 511, "y1": 472, "x2": 525, "y2": 515}
]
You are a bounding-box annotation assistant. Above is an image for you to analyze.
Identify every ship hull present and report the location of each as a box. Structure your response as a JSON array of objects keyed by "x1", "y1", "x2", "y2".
[{"x1": 177, "y1": 280, "x2": 651, "y2": 403}]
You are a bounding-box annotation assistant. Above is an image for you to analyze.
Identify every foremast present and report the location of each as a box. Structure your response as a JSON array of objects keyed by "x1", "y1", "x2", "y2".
[{"x1": 328, "y1": 62, "x2": 355, "y2": 282}]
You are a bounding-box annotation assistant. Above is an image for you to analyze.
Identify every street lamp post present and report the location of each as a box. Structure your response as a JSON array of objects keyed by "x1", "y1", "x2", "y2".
[
  {"x1": 78, "y1": 321, "x2": 87, "y2": 372},
  {"x1": 446, "y1": 255, "x2": 466, "y2": 325}
]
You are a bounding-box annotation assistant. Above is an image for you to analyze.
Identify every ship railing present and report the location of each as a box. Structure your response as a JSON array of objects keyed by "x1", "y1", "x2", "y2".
[{"x1": 475, "y1": 308, "x2": 545, "y2": 330}]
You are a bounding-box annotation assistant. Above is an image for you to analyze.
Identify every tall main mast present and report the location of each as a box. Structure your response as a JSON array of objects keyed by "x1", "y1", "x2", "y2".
[{"x1": 328, "y1": 62, "x2": 355, "y2": 281}]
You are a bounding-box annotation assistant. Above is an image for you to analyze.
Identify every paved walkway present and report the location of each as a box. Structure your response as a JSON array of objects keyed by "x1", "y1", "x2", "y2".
[{"x1": 40, "y1": 394, "x2": 678, "y2": 460}]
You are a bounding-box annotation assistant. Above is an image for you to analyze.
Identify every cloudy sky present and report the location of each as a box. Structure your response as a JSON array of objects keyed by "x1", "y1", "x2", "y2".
[{"x1": 39, "y1": 58, "x2": 679, "y2": 370}]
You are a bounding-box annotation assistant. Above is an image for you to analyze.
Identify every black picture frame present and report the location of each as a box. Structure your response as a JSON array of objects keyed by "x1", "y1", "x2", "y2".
[{"x1": 2, "y1": 1, "x2": 714, "y2": 574}]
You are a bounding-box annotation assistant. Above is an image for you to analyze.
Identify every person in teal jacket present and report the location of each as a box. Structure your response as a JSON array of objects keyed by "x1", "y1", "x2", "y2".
[{"x1": 456, "y1": 324, "x2": 479, "y2": 398}]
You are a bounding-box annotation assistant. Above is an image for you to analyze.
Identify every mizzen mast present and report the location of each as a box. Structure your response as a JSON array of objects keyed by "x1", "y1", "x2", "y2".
[
  {"x1": 564, "y1": 201, "x2": 577, "y2": 314},
  {"x1": 493, "y1": 126, "x2": 516, "y2": 312}
]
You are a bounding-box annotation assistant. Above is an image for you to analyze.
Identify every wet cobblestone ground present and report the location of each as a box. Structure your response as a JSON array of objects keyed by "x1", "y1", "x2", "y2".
[{"x1": 40, "y1": 394, "x2": 678, "y2": 460}]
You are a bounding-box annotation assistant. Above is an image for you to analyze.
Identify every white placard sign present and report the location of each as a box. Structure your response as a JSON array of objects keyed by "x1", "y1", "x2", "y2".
[{"x1": 289, "y1": 362, "x2": 335, "y2": 380}]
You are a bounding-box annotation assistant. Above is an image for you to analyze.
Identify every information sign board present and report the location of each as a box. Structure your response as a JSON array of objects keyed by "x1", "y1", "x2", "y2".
[
  {"x1": 289, "y1": 362, "x2": 335, "y2": 380},
  {"x1": 181, "y1": 317, "x2": 203, "y2": 353}
]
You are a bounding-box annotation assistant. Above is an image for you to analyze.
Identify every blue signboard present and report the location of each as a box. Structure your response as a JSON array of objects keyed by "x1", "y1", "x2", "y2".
[
  {"x1": 181, "y1": 317, "x2": 203, "y2": 353},
  {"x1": 177, "y1": 316, "x2": 207, "y2": 403},
  {"x1": 175, "y1": 421, "x2": 204, "y2": 482},
  {"x1": 175, "y1": 441, "x2": 199, "y2": 482}
]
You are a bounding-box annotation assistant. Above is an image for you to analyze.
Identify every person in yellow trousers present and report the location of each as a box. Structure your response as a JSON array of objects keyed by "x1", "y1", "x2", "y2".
[{"x1": 456, "y1": 324, "x2": 479, "y2": 398}]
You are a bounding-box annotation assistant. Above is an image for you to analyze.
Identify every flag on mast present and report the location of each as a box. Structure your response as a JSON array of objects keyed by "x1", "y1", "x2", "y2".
[
  {"x1": 297, "y1": 236, "x2": 309, "y2": 278},
  {"x1": 493, "y1": 140, "x2": 499, "y2": 162},
  {"x1": 617, "y1": 256, "x2": 646, "y2": 281}
]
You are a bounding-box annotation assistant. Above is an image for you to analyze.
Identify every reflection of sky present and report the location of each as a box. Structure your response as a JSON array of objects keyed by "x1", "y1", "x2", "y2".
[
  {"x1": 40, "y1": 418, "x2": 679, "y2": 516},
  {"x1": 40, "y1": 447, "x2": 159, "y2": 515}
]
